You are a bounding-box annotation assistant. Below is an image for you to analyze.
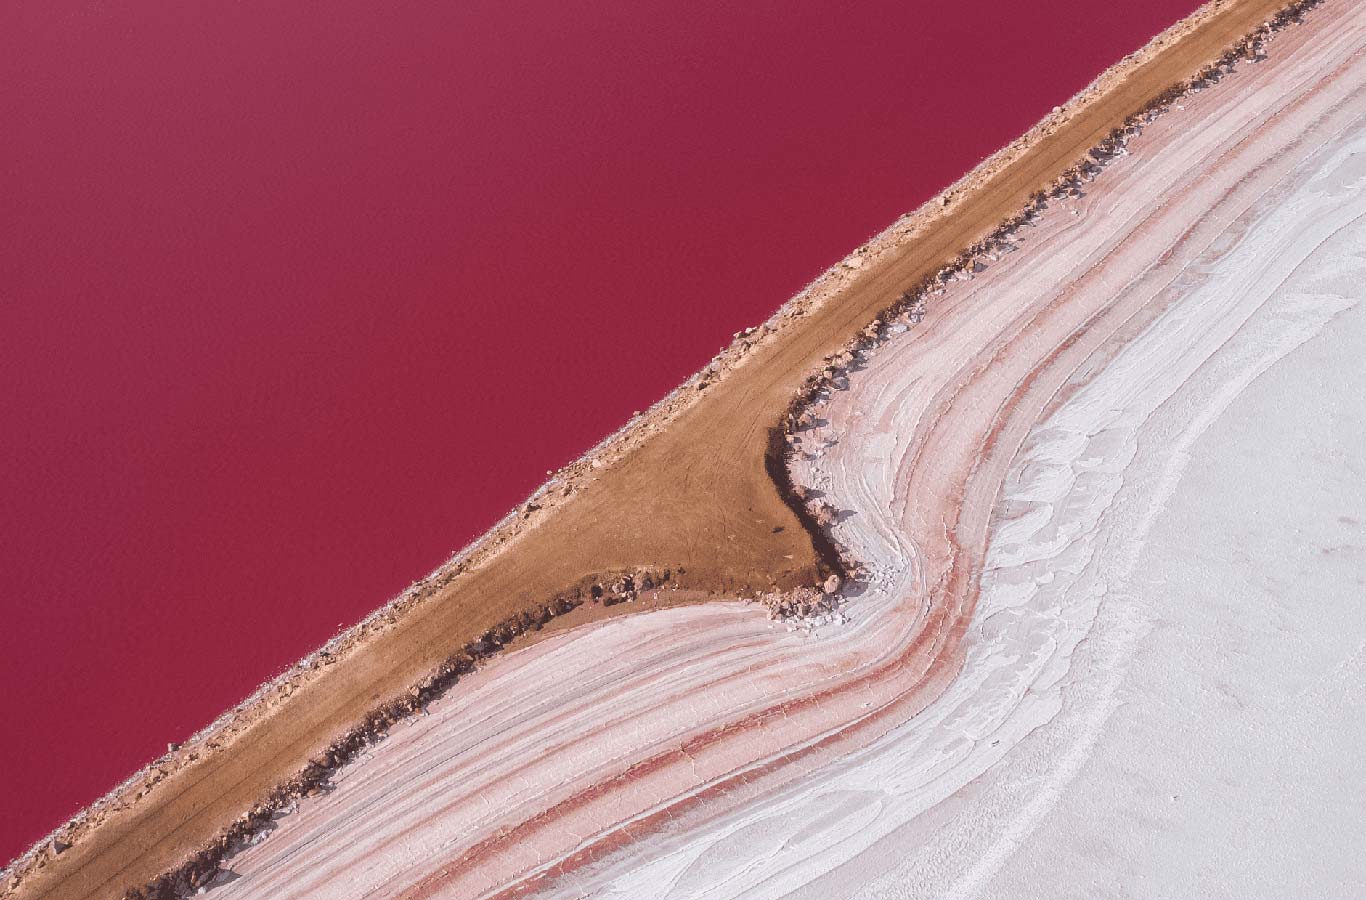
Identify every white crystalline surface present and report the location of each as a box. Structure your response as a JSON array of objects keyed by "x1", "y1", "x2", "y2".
[{"x1": 211, "y1": 3, "x2": 1366, "y2": 898}]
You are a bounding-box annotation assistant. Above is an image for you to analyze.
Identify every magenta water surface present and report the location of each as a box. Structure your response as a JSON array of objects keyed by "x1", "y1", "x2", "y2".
[{"x1": 0, "y1": 0, "x2": 1197, "y2": 862}]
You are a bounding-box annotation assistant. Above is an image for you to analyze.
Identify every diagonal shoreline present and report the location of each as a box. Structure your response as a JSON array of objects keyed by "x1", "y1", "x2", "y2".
[
  {"x1": 1, "y1": 2, "x2": 1324, "y2": 897},
  {"x1": 186, "y1": 4, "x2": 1366, "y2": 892}
]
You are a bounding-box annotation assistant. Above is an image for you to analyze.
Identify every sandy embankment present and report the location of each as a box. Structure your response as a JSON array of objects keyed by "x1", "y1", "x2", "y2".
[
  {"x1": 0, "y1": 1, "x2": 1330, "y2": 899},
  {"x1": 154, "y1": 1, "x2": 1366, "y2": 897}
]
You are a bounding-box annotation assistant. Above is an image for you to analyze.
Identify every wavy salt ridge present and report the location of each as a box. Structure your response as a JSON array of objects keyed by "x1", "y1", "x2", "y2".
[{"x1": 184, "y1": 2, "x2": 1366, "y2": 897}]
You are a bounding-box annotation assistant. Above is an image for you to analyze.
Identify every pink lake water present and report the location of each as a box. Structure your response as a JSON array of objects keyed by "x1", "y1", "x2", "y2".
[{"x1": 0, "y1": 0, "x2": 1198, "y2": 864}]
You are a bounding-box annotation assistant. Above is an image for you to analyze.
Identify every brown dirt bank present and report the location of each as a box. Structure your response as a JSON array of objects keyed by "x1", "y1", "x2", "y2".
[{"x1": 2, "y1": 1, "x2": 1317, "y2": 897}]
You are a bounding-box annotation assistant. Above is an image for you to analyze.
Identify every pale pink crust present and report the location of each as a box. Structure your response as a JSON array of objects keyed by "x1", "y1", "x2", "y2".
[{"x1": 166, "y1": 2, "x2": 1366, "y2": 897}]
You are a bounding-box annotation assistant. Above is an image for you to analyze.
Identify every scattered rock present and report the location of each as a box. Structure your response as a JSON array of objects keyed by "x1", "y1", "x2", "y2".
[{"x1": 823, "y1": 574, "x2": 842, "y2": 595}]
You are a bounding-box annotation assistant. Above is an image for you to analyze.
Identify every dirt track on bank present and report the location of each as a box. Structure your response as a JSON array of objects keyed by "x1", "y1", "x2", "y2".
[{"x1": 3, "y1": 1, "x2": 1308, "y2": 897}]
